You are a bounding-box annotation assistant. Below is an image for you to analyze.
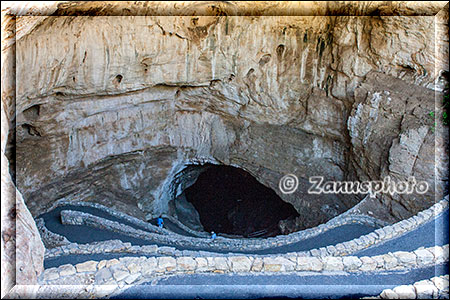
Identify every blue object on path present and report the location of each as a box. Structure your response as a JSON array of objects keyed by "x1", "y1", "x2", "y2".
[
  {"x1": 211, "y1": 232, "x2": 217, "y2": 240},
  {"x1": 157, "y1": 217, "x2": 164, "y2": 228}
]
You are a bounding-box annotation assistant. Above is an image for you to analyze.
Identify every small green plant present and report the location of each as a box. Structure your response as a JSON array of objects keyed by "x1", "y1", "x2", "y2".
[
  {"x1": 443, "y1": 93, "x2": 449, "y2": 126},
  {"x1": 443, "y1": 79, "x2": 449, "y2": 126},
  {"x1": 429, "y1": 111, "x2": 436, "y2": 132},
  {"x1": 429, "y1": 84, "x2": 449, "y2": 132}
]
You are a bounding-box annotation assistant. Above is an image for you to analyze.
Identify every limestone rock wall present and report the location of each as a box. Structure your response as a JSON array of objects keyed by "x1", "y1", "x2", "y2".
[
  {"x1": 14, "y1": 15, "x2": 355, "y2": 225},
  {"x1": 2, "y1": 1, "x2": 449, "y2": 244},
  {"x1": 11, "y1": 10, "x2": 448, "y2": 226},
  {"x1": 1, "y1": 2, "x2": 448, "y2": 296},
  {"x1": 1, "y1": 11, "x2": 45, "y2": 297},
  {"x1": 348, "y1": 72, "x2": 447, "y2": 219}
]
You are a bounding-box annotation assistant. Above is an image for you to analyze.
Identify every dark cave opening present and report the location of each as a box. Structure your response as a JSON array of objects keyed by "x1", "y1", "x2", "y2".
[{"x1": 183, "y1": 164, "x2": 300, "y2": 238}]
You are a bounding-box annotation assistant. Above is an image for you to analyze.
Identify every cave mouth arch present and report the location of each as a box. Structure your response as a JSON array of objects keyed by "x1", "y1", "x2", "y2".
[{"x1": 180, "y1": 163, "x2": 300, "y2": 238}]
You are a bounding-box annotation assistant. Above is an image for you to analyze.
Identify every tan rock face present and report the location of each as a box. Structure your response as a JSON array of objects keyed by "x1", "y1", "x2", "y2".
[
  {"x1": 0, "y1": 1, "x2": 448, "y2": 297},
  {"x1": 9, "y1": 9, "x2": 448, "y2": 228},
  {"x1": 14, "y1": 15, "x2": 354, "y2": 225},
  {"x1": 348, "y1": 72, "x2": 448, "y2": 219},
  {"x1": 2, "y1": 126, "x2": 45, "y2": 290},
  {"x1": 2, "y1": 11, "x2": 45, "y2": 297}
]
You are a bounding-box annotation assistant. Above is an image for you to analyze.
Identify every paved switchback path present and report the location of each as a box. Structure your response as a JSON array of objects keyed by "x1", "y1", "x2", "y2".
[
  {"x1": 42, "y1": 206, "x2": 448, "y2": 269},
  {"x1": 113, "y1": 209, "x2": 449, "y2": 299},
  {"x1": 43, "y1": 222, "x2": 376, "y2": 269},
  {"x1": 354, "y1": 210, "x2": 449, "y2": 257},
  {"x1": 39, "y1": 205, "x2": 198, "y2": 240},
  {"x1": 112, "y1": 263, "x2": 449, "y2": 299},
  {"x1": 41, "y1": 205, "x2": 378, "y2": 256}
]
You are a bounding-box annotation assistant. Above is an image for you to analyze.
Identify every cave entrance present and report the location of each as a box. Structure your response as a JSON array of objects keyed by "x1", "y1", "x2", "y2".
[{"x1": 182, "y1": 164, "x2": 300, "y2": 238}]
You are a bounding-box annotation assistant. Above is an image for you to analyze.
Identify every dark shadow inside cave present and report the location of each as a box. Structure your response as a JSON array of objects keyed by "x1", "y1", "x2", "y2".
[{"x1": 183, "y1": 164, "x2": 300, "y2": 238}]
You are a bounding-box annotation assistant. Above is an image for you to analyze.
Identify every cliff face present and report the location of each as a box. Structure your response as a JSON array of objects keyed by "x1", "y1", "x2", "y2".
[
  {"x1": 1, "y1": 1, "x2": 449, "y2": 292},
  {"x1": 2, "y1": 8, "x2": 46, "y2": 295},
  {"x1": 12, "y1": 13, "x2": 448, "y2": 223}
]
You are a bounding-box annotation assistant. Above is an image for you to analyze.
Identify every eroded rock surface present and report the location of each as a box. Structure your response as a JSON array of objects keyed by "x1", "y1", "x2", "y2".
[
  {"x1": 1, "y1": 3, "x2": 449, "y2": 296},
  {"x1": 10, "y1": 11, "x2": 448, "y2": 226},
  {"x1": 1, "y1": 11, "x2": 45, "y2": 296}
]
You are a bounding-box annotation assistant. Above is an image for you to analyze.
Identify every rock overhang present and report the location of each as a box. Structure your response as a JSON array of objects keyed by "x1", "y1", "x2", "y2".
[{"x1": 7, "y1": 8, "x2": 449, "y2": 235}]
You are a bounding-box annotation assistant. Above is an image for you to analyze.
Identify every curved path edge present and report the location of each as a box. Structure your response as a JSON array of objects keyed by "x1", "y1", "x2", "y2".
[
  {"x1": 44, "y1": 196, "x2": 449, "y2": 259},
  {"x1": 45, "y1": 198, "x2": 389, "y2": 250},
  {"x1": 39, "y1": 243, "x2": 449, "y2": 287},
  {"x1": 372, "y1": 274, "x2": 449, "y2": 299}
]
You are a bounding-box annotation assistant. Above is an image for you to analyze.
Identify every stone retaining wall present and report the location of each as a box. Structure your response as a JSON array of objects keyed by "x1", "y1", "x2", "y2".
[
  {"x1": 374, "y1": 275, "x2": 449, "y2": 299},
  {"x1": 51, "y1": 200, "x2": 170, "y2": 235},
  {"x1": 39, "y1": 196, "x2": 449, "y2": 298},
  {"x1": 166, "y1": 200, "x2": 390, "y2": 240},
  {"x1": 54, "y1": 196, "x2": 448, "y2": 257},
  {"x1": 45, "y1": 240, "x2": 143, "y2": 259},
  {"x1": 44, "y1": 240, "x2": 214, "y2": 260},
  {"x1": 40, "y1": 244, "x2": 449, "y2": 287},
  {"x1": 61, "y1": 208, "x2": 382, "y2": 253},
  {"x1": 36, "y1": 218, "x2": 71, "y2": 249},
  {"x1": 52, "y1": 199, "x2": 390, "y2": 249},
  {"x1": 316, "y1": 197, "x2": 448, "y2": 257},
  {"x1": 13, "y1": 273, "x2": 450, "y2": 300}
]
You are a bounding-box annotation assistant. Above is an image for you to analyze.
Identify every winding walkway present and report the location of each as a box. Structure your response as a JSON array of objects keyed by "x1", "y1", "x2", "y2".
[
  {"x1": 37, "y1": 198, "x2": 449, "y2": 299},
  {"x1": 39, "y1": 205, "x2": 197, "y2": 241},
  {"x1": 112, "y1": 207, "x2": 449, "y2": 298},
  {"x1": 355, "y1": 210, "x2": 449, "y2": 257},
  {"x1": 41, "y1": 202, "x2": 448, "y2": 261},
  {"x1": 40, "y1": 204, "x2": 379, "y2": 257},
  {"x1": 113, "y1": 263, "x2": 449, "y2": 299}
]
